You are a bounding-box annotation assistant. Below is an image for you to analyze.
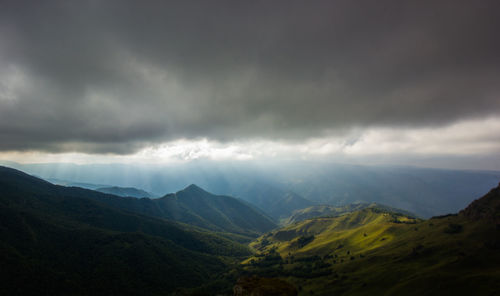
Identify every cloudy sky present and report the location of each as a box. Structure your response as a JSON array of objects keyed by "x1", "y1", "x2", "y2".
[{"x1": 1, "y1": 0, "x2": 499, "y2": 169}]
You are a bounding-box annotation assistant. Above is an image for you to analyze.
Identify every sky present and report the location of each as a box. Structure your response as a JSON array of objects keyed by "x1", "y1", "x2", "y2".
[{"x1": 0, "y1": 0, "x2": 499, "y2": 169}]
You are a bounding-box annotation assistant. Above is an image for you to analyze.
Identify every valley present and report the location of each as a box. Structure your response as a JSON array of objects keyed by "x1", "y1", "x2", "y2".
[
  {"x1": 2, "y1": 2, "x2": 499, "y2": 295},
  {"x1": 242, "y1": 205, "x2": 500, "y2": 295},
  {"x1": 0, "y1": 165, "x2": 499, "y2": 295}
]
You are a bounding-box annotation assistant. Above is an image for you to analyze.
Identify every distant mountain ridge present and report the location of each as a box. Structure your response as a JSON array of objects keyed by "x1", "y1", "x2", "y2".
[
  {"x1": 46, "y1": 177, "x2": 112, "y2": 190},
  {"x1": 47, "y1": 178, "x2": 156, "y2": 198},
  {"x1": 96, "y1": 186, "x2": 156, "y2": 198},
  {"x1": 226, "y1": 183, "x2": 315, "y2": 220},
  {"x1": 7, "y1": 161, "x2": 500, "y2": 218},
  {"x1": 281, "y1": 165, "x2": 500, "y2": 218}
]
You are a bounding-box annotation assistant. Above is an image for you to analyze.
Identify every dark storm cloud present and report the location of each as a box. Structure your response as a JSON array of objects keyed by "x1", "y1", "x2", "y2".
[{"x1": 0, "y1": 0, "x2": 499, "y2": 153}]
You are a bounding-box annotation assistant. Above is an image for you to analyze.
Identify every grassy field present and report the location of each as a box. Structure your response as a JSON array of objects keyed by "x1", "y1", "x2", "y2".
[{"x1": 241, "y1": 208, "x2": 500, "y2": 295}]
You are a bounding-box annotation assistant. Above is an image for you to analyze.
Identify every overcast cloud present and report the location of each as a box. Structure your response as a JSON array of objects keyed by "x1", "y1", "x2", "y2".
[{"x1": 0, "y1": 0, "x2": 499, "y2": 165}]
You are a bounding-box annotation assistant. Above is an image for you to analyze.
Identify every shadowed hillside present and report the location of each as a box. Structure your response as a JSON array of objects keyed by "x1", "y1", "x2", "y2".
[
  {"x1": 0, "y1": 166, "x2": 250, "y2": 295},
  {"x1": 5, "y1": 166, "x2": 277, "y2": 237},
  {"x1": 461, "y1": 182, "x2": 500, "y2": 223},
  {"x1": 79, "y1": 183, "x2": 277, "y2": 237},
  {"x1": 161, "y1": 184, "x2": 277, "y2": 235}
]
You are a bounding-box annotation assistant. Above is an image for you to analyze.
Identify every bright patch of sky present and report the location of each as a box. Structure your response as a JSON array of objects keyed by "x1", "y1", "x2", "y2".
[{"x1": 2, "y1": 116, "x2": 499, "y2": 170}]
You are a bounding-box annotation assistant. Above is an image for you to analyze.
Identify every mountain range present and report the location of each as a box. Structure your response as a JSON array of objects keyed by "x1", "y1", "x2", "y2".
[
  {"x1": 1, "y1": 164, "x2": 499, "y2": 295},
  {"x1": 3, "y1": 161, "x2": 500, "y2": 218},
  {"x1": 0, "y1": 166, "x2": 269, "y2": 295},
  {"x1": 242, "y1": 183, "x2": 500, "y2": 295},
  {"x1": 81, "y1": 183, "x2": 276, "y2": 237}
]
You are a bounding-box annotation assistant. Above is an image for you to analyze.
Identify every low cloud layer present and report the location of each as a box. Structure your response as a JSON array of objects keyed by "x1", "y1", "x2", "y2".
[
  {"x1": 1, "y1": 1, "x2": 499, "y2": 155},
  {"x1": 3, "y1": 117, "x2": 500, "y2": 171}
]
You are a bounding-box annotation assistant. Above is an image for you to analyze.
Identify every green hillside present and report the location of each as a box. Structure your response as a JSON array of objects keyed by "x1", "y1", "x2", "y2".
[
  {"x1": 0, "y1": 166, "x2": 250, "y2": 295},
  {"x1": 249, "y1": 208, "x2": 421, "y2": 259},
  {"x1": 284, "y1": 202, "x2": 418, "y2": 225},
  {"x1": 240, "y1": 185, "x2": 500, "y2": 295}
]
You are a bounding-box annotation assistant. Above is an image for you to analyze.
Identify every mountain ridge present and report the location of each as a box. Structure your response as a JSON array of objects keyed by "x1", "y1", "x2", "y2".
[
  {"x1": 0, "y1": 166, "x2": 276, "y2": 236},
  {"x1": 6, "y1": 161, "x2": 500, "y2": 218},
  {"x1": 241, "y1": 182, "x2": 500, "y2": 295},
  {"x1": 285, "y1": 202, "x2": 418, "y2": 225},
  {"x1": 0, "y1": 165, "x2": 251, "y2": 295},
  {"x1": 96, "y1": 186, "x2": 156, "y2": 198},
  {"x1": 158, "y1": 184, "x2": 277, "y2": 235}
]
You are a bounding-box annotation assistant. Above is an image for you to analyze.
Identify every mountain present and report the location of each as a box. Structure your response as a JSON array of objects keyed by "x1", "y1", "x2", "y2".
[
  {"x1": 250, "y1": 208, "x2": 421, "y2": 256},
  {"x1": 5, "y1": 161, "x2": 500, "y2": 218},
  {"x1": 96, "y1": 186, "x2": 156, "y2": 198},
  {"x1": 2, "y1": 163, "x2": 499, "y2": 295},
  {"x1": 48, "y1": 179, "x2": 157, "y2": 198},
  {"x1": 32, "y1": 167, "x2": 277, "y2": 236},
  {"x1": 74, "y1": 183, "x2": 276, "y2": 236},
  {"x1": 47, "y1": 178, "x2": 157, "y2": 198},
  {"x1": 46, "y1": 178, "x2": 111, "y2": 190},
  {"x1": 0, "y1": 166, "x2": 250, "y2": 295},
  {"x1": 242, "y1": 184, "x2": 500, "y2": 295},
  {"x1": 280, "y1": 164, "x2": 500, "y2": 218},
  {"x1": 285, "y1": 203, "x2": 418, "y2": 225},
  {"x1": 159, "y1": 184, "x2": 277, "y2": 235},
  {"x1": 228, "y1": 183, "x2": 315, "y2": 221},
  {"x1": 461, "y1": 182, "x2": 500, "y2": 223}
]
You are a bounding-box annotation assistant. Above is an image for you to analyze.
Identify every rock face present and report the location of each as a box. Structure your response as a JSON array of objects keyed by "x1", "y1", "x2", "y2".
[
  {"x1": 461, "y1": 182, "x2": 500, "y2": 224},
  {"x1": 233, "y1": 276, "x2": 297, "y2": 296}
]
